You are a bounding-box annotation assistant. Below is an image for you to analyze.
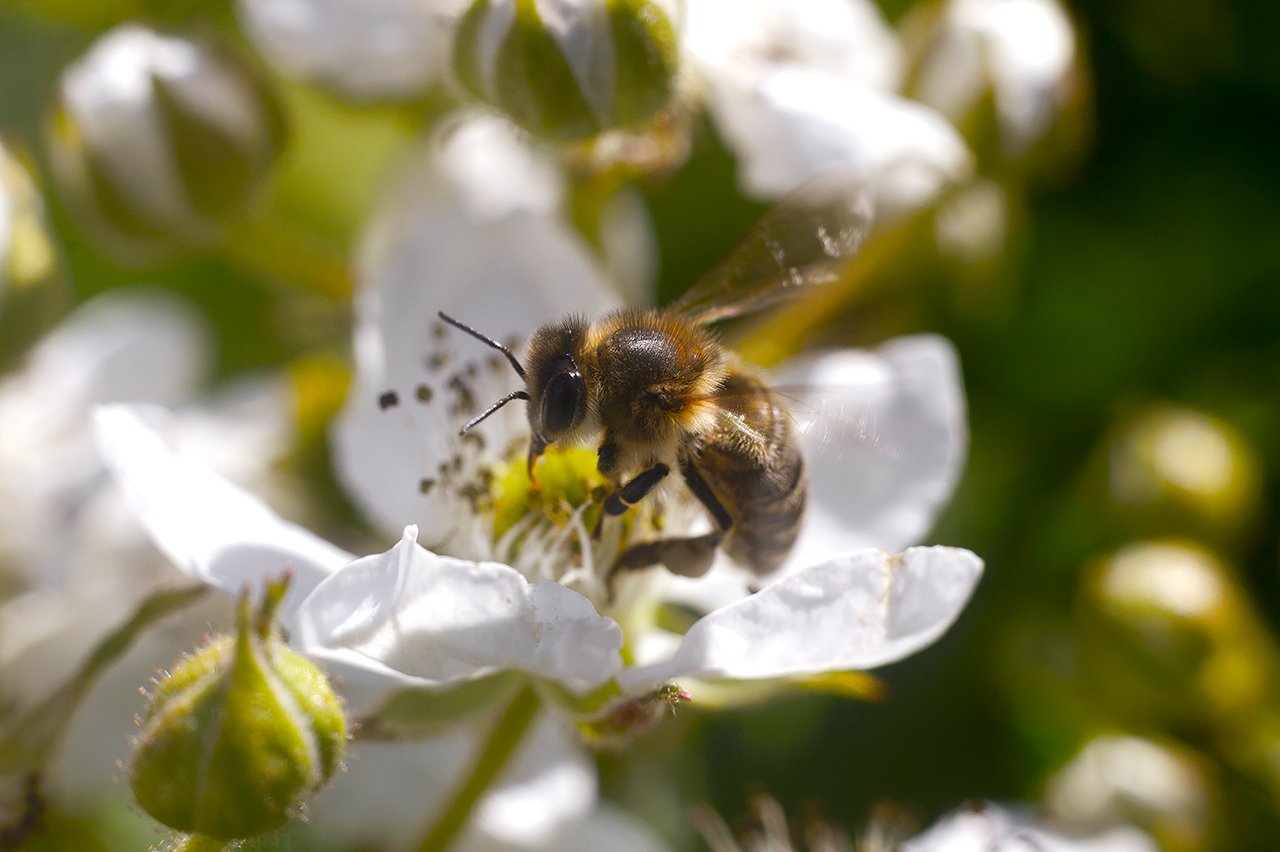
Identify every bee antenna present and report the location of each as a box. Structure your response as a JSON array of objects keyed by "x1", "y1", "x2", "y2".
[
  {"x1": 437, "y1": 311, "x2": 526, "y2": 379},
  {"x1": 460, "y1": 390, "x2": 530, "y2": 435}
]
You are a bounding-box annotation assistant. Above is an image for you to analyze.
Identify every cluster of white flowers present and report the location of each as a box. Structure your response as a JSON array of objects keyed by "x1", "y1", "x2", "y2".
[{"x1": 0, "y1": 2, "x2": 1146, "y2": 851}]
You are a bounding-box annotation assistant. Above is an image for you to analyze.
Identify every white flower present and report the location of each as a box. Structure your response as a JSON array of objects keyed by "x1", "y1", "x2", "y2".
[
  {"x1": 903, "y1": 802, "x2": 1158, "y2": 852},
  {"x1": 0, "y1": 288, "x2": 300, "y2": 805},
  {"x1": 1044, "y1": 735, "x2": 1208, "y2": 840},
  {"x1": 96, "y1": 120, "x2": 979, "y2": 713},
  {"x1": 237, "y1": 0, "x2": 469, "y2": 99},
  {"x1": 684, "y1": 0, "x2": 973, "y2": 210},
  {"x1": 910, "y1": 0, "x2": 1079, "y2": 156},
  {"x1": 91, "y1": 407, "x2": 654, "y2": 849}
]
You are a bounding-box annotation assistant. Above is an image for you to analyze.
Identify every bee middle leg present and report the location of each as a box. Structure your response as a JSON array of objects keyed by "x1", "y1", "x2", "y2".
[{"x1": 593, "y1": 462, "x2": 670, "y2": 537}]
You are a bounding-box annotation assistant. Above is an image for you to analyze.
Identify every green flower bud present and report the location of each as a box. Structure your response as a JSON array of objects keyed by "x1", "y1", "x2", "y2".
[
  {"x1": 1077, "y1": 541, "x2": 1271, "y2": 726},
  {"x1": 0, "y1": 140, "x2": 64, "y2": 364},
  {"x1": 46, "y1": 24, "x2": 285, "y2": 262},
  {"x1": 131, "y1": 576, "x2": 346, "y2": 840},
  {"x1": 1105, "y1": 406, "x2": 1262, "y2": 551},
  {"x1": 454, "y1": 0, "x2": 680, "y2": 141}
]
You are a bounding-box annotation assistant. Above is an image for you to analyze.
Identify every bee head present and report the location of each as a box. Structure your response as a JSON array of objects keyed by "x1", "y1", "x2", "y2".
[
  {"x1": 524, "y1": 317, "x2": 590, "y2": 474},
  {"x1": 437, "y1": 312, "x2": 589, "y2": 479}
]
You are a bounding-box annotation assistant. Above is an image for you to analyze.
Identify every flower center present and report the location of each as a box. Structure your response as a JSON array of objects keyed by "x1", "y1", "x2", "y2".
[{"x1": 477, "y1": 446, "x2": 668, "y2": 609}]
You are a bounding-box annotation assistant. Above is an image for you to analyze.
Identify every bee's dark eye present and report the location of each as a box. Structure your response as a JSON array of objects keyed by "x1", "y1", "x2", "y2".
[{"x1": 542, "y1": 366, "x2": 585, "y2": 436}]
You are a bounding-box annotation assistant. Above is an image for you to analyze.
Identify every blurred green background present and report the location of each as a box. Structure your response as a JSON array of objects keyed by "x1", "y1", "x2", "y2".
[{"x1": 4, "y1": 0, "x2": 1280, "y2": 849}]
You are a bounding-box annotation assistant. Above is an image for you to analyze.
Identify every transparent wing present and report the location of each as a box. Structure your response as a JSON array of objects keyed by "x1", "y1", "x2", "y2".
[{"x1": 667, "y1": 172, "x2": 875, "y2": 325}]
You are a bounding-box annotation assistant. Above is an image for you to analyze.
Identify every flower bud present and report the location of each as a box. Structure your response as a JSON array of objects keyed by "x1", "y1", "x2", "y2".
[
  {"x1": 1105, "y1": 406, "x2": 1262, "y2": 551},
  {"x1": 47, "y1": 24, "x2": 285, "y2": 261},
  {"x1": 1077, "y1": 541, "x2": 1267, "y2": 726},
  {"x1": 1, "y1": 141, "x2": 56, "y2": 302},
  {"x1": 454, "y1": 0, "x2": 680, "y2": 141},
  {"x1": 0, "y1": 140, "x2": 64, "y2": 362},
  {"x1": 131, "y1": 577, "x2": 346, "y2": 839}
]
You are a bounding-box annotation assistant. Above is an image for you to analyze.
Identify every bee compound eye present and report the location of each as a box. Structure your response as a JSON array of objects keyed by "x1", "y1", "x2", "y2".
[{"x1": 542, "y1": 368, "x2": 585, "y2": 436}]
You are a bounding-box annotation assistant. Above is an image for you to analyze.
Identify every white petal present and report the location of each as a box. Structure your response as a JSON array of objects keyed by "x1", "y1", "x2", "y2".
[
  {"x1": 5, "y1": 287, "x2": 208, "y2": 413},
  {"x1": 903, "y1": 802, "x2": 1158, "y2": 852},
  {"x1": 0, "y1": 289, "x2": 209, "y2": 584},
  {"x1": 331, "y1": 142, "x2": 618, "y2": 544},
  {"x1": 529, "y1": 803, "x2": 670, "y2": 852},
  {"x1": 93, "y1": 405, "x2": 351, "y2": 622},
  {"x1": 704, "y1": 65, "x2": 972, "y2": 211},
  {"x1": 295, "y1": 527, "x2": 623, "y2": 689},
  {"x1": 471, "y1": 714, "x2": 596, "y2": 847},
  {"x1": 237, "y1": 0, "x2": 468, "y2": 98},
  {"x1": 779, "y1": 335, "x2": 969, "y2": 572},
  {"x1": 914, "y1": 0, "x2": 1076, "y2": 154},
  {"x1": 305, "y1": 732, "x2": 473, "y2": 849},
  {"x1": 619, "y1": 546, "x2": 981, "y2": 688},
  {"x1": 309, "y1": 714, "x2": 628, "y2": 851},
  {"x1": 685, "y1": 0, "x2": 900, "y2": 91}
]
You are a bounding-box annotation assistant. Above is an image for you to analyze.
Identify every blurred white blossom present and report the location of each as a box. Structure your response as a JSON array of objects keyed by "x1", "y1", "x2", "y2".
[
  {"x1": 903, "y1": 802, "x2": 1158, "y2": 852},
  {"x1": 1044, "y1": 735, "x2": 1208, "y2": 842},
  {"x1": 48, "y1": 24, "x2": 283, "y2": 254},
  {"x1": 238, "y1": 0, "x2": 469, "y2": 98},
  {"x1": 96, "y1": 112, "x2": 979, "y2": 709},
  {"x1": 909, "y1": 0, "x2": 1079, "y2": 157},
  {"x1": 0, "y1": 289, "x2": 299, "y2": 805},
  {"x1": 684, "y1": 0, "x2": 973, "y2": 211}
]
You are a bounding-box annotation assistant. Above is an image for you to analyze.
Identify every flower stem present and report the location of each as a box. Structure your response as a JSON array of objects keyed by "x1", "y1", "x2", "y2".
[{"x1": 413, "y1": 685, "x2": 542, "y2": 852}]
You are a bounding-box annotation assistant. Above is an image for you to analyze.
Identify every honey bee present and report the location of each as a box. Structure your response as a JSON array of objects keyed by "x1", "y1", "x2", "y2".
[{"x1": 440, "y1": 177, "x2": 873, "y2": 581}]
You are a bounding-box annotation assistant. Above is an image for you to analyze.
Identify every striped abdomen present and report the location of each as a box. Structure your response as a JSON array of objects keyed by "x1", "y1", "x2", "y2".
[{"x1": 684, "y1": 369, "x2": 806, "y2": 575}]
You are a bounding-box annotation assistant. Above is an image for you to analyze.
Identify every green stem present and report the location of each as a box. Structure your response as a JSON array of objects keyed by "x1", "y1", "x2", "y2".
[{"x1": 413, "y1": 685, "x2": 542, "y2": 852}]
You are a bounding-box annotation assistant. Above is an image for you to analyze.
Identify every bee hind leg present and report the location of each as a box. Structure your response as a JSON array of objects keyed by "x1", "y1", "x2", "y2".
[{"x1": 611, "y1": 530, "x2": 725, "y2": 582}]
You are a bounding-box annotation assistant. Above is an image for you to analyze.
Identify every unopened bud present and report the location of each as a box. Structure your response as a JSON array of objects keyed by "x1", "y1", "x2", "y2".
[
  {"x1": 131, "y1": 576, "x2": 346, "y2": 839},
  {"x1": 47, "y1": 24, "x2": 285, "y2": 261},
  {"x1": 1105, "y1": 406, "x2": 1262, "y2": 551},
  {"x1": 1078, "y1": 541, "x2": 1267, "y2": 725},
  {"x1": 1, "y1": 141, "x2": 56, "y2": 298},
  {"x1": 454, "y1": 0, "x2": 680, "y2": 141}
]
